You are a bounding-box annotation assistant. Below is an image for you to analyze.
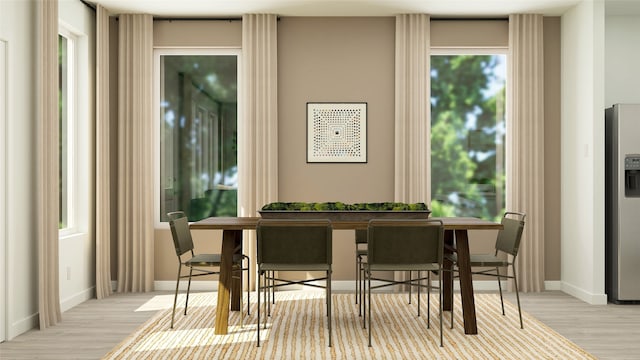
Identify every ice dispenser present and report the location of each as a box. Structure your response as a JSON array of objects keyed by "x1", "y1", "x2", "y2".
[{"x1": 625, "y1": 155, "x2": 640, "y2": 197}]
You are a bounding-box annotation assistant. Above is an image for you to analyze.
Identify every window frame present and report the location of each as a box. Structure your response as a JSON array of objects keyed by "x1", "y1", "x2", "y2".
[
  {"x1": 153, "y1": 47, "x2": 242, "y2": 228},
  {"x1": 429, "y1": 46, "x2": 508, "y2": 219},
  {"x1": 58, "y1": 27, "x2": 77, "y2": 236}
]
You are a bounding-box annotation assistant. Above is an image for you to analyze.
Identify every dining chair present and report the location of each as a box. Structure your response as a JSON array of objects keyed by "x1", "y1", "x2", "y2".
[
  {"x1": 167, "y1": 211, "x2": 250, "y2": 329},
  {"x1": 447, "y1": 211, "x2": 526, "y2": 329},
  {"x1": 356, "y1": 231, "x2": 419, "y2": 318},
  {"x1": 364, "y1": 219, "x2": 445, "y2": 347},
  {"x1": 256, "y1": 219, "x2": 333, "y2": 347}
]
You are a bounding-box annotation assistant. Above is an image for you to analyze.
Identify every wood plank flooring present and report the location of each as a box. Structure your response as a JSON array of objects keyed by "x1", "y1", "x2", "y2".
[{"x1": 1, "y1": 291, "x2": 639, "y2": 359}]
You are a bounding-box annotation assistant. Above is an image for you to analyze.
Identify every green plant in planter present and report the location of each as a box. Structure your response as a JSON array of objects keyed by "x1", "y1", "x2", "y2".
[{"x1": 261, "y1": 202, "x2": 429, "y2": 211}]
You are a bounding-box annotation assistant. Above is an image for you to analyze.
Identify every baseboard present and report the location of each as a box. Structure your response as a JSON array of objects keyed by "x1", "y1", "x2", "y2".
[
  {"x1": 154, "y1": 280, "x2": 219, "y2": 292},
  {"x1": 60, "y1": 287, "x2": 95, "y2": 313},
  {"x1": 8, "y1": 312, "x2": 38, "y2": 341},
  {"x1": 560, "y1": 281, "x2": 608, "y2": 305},
  {"x1": 544, "y1": 280, "x2": 562, "y2": 291}
]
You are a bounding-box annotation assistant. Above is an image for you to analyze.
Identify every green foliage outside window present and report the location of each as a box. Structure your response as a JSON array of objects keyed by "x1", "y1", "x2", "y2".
[{"x1": 430, "y1": 55, "x2": 506, "y2": 221}]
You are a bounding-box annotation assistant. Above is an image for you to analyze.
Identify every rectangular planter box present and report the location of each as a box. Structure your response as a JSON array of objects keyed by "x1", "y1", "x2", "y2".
[{"x1": 258, "y1": 210, "x2": 431, "y2": 221}]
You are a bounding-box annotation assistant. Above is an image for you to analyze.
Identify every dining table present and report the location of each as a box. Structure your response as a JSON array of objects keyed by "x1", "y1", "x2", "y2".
[{"x1": 190, "y1": 216, "x2": 502, "y2": 335}]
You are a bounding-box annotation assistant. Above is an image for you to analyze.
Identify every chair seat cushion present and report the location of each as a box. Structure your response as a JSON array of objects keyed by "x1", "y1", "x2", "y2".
[
  {"x1": 365, "y1": 263, "x2": 440, "y2": 272},
  {"x1": 446, "y1": 253, "x2": 509, "y2": 267},
  {"x1": 259, "y1": 263, "x2": 331, "y2": 271},
  {"x1": 186, "y1": 253, "x2": 244, "y2": 267}
]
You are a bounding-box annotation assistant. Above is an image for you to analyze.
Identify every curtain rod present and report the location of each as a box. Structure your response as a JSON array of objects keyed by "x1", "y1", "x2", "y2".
[
  {"x1": 154, "y1": 17, "x2": 243, "y2": 21},
  {"x1": 431, "y1": 17, "x2": 508, "y2": 21},
  {"x1": 80, "y1": 0, "x2": 96, "y2": 11}
]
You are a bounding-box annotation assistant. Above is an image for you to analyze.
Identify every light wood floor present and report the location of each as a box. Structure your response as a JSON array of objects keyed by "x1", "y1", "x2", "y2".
[{"x1": 1, "y1": 291, "x2": 639, "y2": 359}]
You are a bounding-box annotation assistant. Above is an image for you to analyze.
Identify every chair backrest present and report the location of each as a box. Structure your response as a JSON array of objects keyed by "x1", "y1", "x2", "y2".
[
  {"x1": 495, "y1": 212, "x2": 526, "y2": 257},
  {"x1": 355, "y1": 229, "x2": 367, "y2": 244},
  {"x1": 257, "y1": 219, "x2": 332, "y2": 265},
  {"x1": 367, "y1": 219, "x2": 444, "y2": 266},
  {"x1": 168, "y1": 212, "x2": 195, "y2": 257},
  {"x1": 167, "y1": 211, "x2": 186, "y2": 221}
]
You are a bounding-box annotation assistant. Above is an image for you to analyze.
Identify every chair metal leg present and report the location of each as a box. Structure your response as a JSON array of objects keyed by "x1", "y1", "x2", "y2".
[
  {"x1": 497, "y1": 266, "x2": 505, "y2": 315},
  {"x1": 355, "y1": 255, "x2": 359, "y2": 305},
  {"x1": 362, "y1": 268, "x2": 367, "y2": 329},
  {"x1": 512, "y1": 264, "x2": 524, "y2": 329},
  {"x1": 408, "y1": 271, "x2": 412, "y2": 304},
  {"x1": 267, "y1": 271, "x2": 272, "y2": 317},
  {"x1": 171, "y1": 263, "x2": 182, "y2": 329},
  {"x1": 417, "y1": 271, "x2": 421, "y2": 317},
  {"x1": 271, "y1": 271, "x2": 275, "y2": 305},
  {"x1": 426, "y1": 271, "x2": 430, "y2": 327},
  {"x1": 257, "y1": 271, "x2": 261, "y2": 347},
  {"x1": 368, "y1": 271, "x2": 372, "y2": 347},
  {"x1": 184, "y1": 267, "x2": 193, "y2": 315},
  {"x1": 359, "y1": 256, "x2": 364, "y2": 316},
  {"x1": 246, "y1": 256, "x2": 251, "y2": 316},
  {"x1": 439, "y1": 270, "x2": 443, "y2": 347},
  {"x1": 328, "y1": 270, "x2": 332, "y2": 347}
]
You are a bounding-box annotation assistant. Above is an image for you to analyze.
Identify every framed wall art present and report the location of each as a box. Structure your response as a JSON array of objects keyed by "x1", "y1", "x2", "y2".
[{"x1": 306, "y1": 102, "x2": 367, "y2": 163}]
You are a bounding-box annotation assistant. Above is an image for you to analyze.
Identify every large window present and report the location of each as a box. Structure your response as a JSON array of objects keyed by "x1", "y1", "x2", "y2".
[
  {"x1": 59, "y1": 31, "x2": 74, "y2": 230},
  {"x1": 157, "y1": 50, "x2": 239, "y2": 222},
  {"x1": 430, "y1": 52, "x2": 506, "y2": 220}
]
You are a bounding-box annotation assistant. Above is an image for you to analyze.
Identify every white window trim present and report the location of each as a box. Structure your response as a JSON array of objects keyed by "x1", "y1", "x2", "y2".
[
  {"x1": 431, "y1": 47, "x2": 508, "y2": 55},
  {"x1": 0, "y1": 38, "x2": 8, "y2": 343},
  {"x1": 429, "y1": 48, "x2": 509, "y2": 219},
  {"x1": 153, "y1": 48, "x2": 242, "y2": 228},
  {"x1": 58, "y1": 27, "x2": 76, "y2": 237}
]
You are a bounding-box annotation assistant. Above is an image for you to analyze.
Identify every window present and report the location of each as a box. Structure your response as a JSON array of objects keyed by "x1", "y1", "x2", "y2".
[
  {"x1": 156, "y1": 50, "x2": 239, "y2": 222},
  {"x1": 430, "y1": 51, "x2": 507, "y2": 221},
  {"x1": 59, "y1": 31, "x2": 74, "y2": 230}
]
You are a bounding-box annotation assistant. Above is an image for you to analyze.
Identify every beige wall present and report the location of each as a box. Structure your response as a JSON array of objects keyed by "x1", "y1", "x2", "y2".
[
  {"x1": 147, "y1": 16, "x2": 562, "y2": 283},
  {"x1": 278, "y1": 17, "x2": 396, "y2": 280},
  {"x1": 544, "y1": 17, "x2": 562, "y2": 281}
]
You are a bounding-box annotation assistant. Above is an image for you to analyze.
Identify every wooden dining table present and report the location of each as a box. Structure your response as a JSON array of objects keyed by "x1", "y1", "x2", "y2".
[{"x1": 190, "y1": 216, "x2": 502, "y2": 335}]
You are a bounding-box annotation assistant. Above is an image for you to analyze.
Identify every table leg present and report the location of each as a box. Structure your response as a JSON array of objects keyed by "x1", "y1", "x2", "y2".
[
  {"x1": 443, "y1": 230, "x2": 454, "y2": 311},
  {"x1": 230, "y1": 233, "x2": 242, "y2": 311},
  {"x1": 214, "y1": 229, "x2": 242, "y2": 335},
  {"x1": 455, "y1": 229, "x2": 478, "y2": 335}
]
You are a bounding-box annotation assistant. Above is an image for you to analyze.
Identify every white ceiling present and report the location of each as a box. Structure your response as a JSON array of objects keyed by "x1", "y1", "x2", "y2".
[{"x1": 86, "y1": 0, "x2": 640, "y2": 17}]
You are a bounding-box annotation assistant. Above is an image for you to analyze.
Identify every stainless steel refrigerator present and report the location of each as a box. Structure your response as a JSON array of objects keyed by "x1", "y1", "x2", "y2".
[{"x1": 605, "y1": 103, "x2": 640, "y2": 304}]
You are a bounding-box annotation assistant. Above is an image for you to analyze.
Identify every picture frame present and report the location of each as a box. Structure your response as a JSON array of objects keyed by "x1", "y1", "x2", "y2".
[{"x1": 306, "y1": 102, "x2": 367, "y2": 163}]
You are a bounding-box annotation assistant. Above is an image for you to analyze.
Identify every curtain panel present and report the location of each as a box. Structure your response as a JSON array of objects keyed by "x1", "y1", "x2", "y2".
[
  {"x1": 95, "y1": 4, "x2": 112, "y2": 299},
  {"x1": 394, "y1": 14, "x2": 430, "y2": 289},
  {"x1": 394, "y1": 14, "x2": 431, "y2": 204},
  {"x1": 116, "y1": 14, "x2": 154, "y2": 293},
  {"x1": 240, "y1": 14, "x2": 279, "y2": 290},
  {"x1": 507, "y1": 14, "x2": 545, "y2": 292},
  {"x1": 37, "y1": 0, "x2": 62, "y2": 329}
]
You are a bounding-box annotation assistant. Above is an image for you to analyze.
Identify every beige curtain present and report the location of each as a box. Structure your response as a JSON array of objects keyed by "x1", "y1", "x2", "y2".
[
  {"x1": 240, "y1": 14, "x2": 279, "y2": 289},
  {"x1": 37, "y1": 0, "x2": 62, "y2": 328},
  {"x1": 507, "y1": 14, "x2": 545, "y2": 292},
  {"x1": 394, "y1": 14, "x2": 430, "y2": 288},
  {"x1": 95, "y1": 5, "x2": 112, "y2": 299},
  {"x1": 394, "y1": 14, "x2": 431, "y2": 204},
  {"x1": 116, "y1": 14, "x2": 154, "y2": 293}
]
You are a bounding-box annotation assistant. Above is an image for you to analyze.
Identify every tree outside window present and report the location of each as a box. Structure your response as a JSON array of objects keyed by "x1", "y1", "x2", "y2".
[{"x1": 430, "y1": 54, "x2": 506, "y2": 221}]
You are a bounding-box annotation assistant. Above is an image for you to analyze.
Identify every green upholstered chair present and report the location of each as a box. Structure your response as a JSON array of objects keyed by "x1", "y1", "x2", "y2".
[
  {"x1": 167, "y1": 211, "x2": 250, "y2": 328},
  {"x1": 448, "y1": 211, "x2": 526, "y2": 329},
  {"x1": 256, "y1": 219, "x2": 333, "y2": 347},
  {"x1": 364, "y1": 219, "x2": 445, "y2": 347}
]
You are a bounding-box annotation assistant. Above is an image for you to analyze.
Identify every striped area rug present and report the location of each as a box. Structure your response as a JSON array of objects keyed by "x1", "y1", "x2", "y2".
[{"x1": 103, "y1": 291, "x2": 595, "y2": 359}]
